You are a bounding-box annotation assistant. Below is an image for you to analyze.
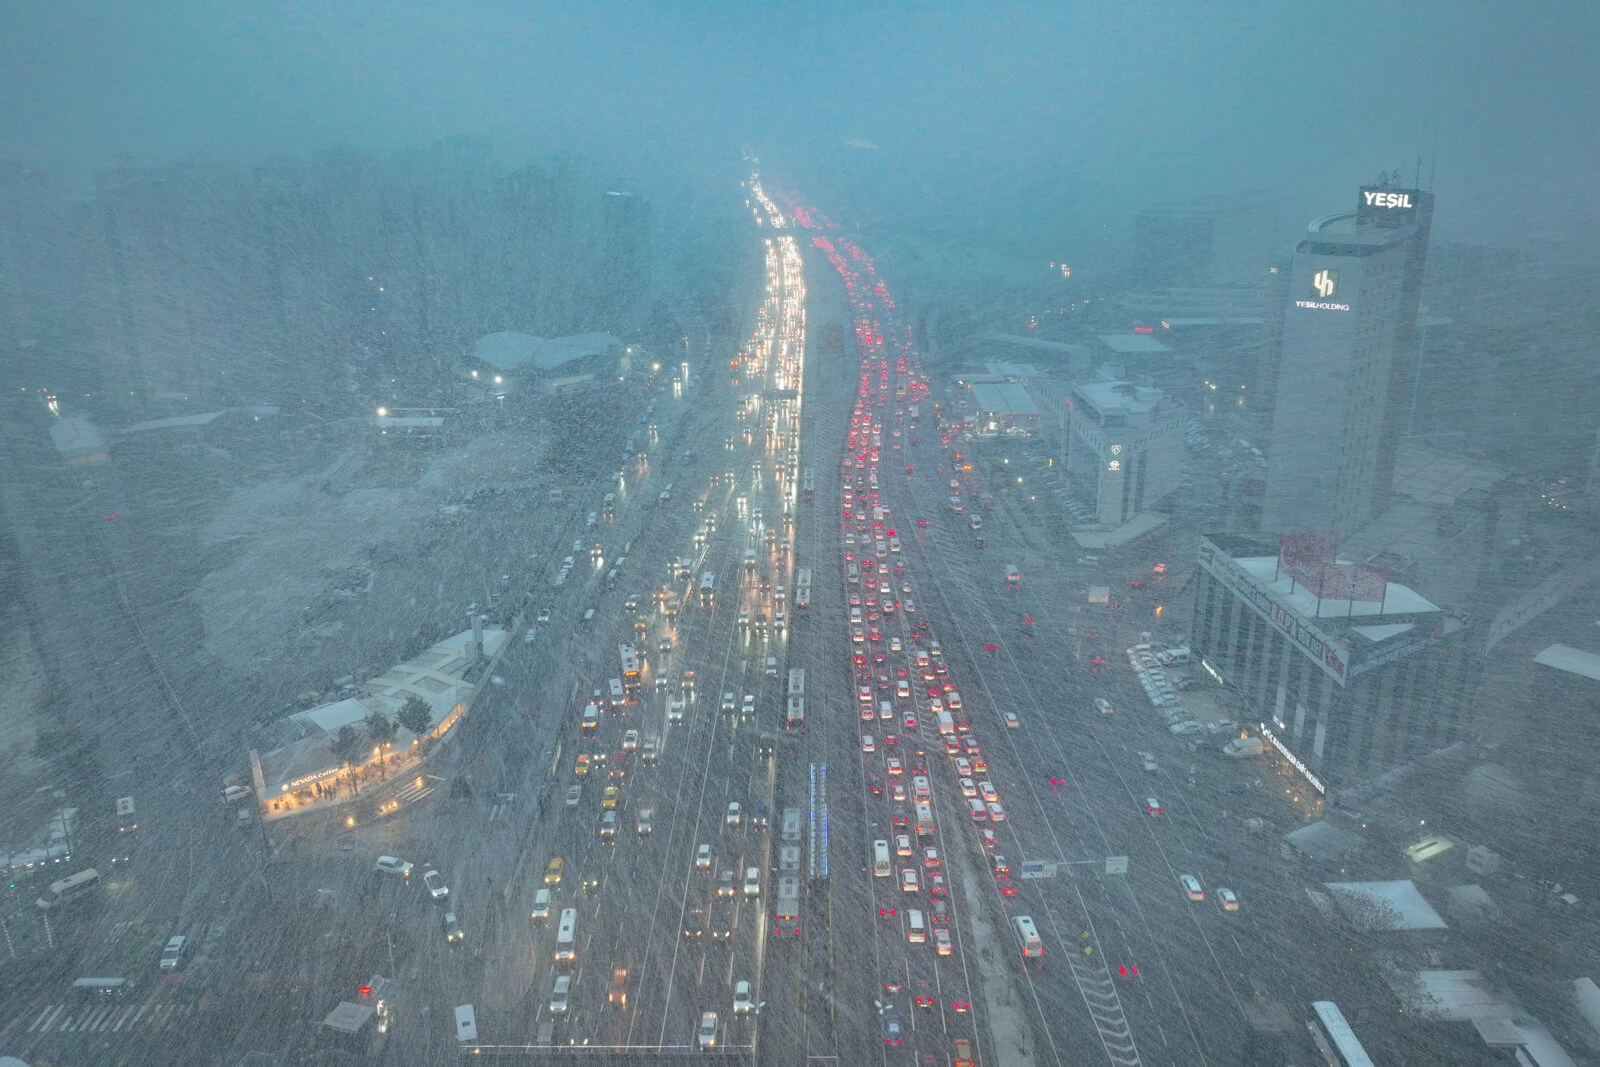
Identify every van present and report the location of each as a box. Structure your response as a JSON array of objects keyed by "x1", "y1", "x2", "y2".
[
  {"x1": 608, "y1": 678, "x2": 625, "y2": 706},
  {"x1": 531, "y1": 888, "x2": 552, "y2": 921},
  {"x1": 873, "y1": 839, "x2": 892, "y2": 877},
  {"x1": 781, "y1": 808, "x2": 802, "y2": 843},
  {"x1": 906, "y1": 909, "x2": 926, "y2": 943},
  {"x1": 667, "y1": 698, "x2": 685, "y2": 723},
  {"x1": 968, "y1": 798, "x2": 988, "y2": 821},
  {"x1": 455, "y1": 1004, "x2": 479, "y2": 1043},
  {"x1": 766, "y1": 656, "x2": 779, "y2": 676},
  {"x1": 554, "y1": 908, "x2": 578, "y2": 962},
  {"x1": 878, "y1": 700, "x2": 894, "y2": 721}
]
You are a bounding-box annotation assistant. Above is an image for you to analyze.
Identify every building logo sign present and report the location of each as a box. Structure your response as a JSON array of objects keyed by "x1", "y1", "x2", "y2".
[
  {"x1": 1362, "y1": 190, "x2": 1414, "y2": 209},
  {"x1": 1295, "y1": 267, "x2": 1350, "y2": 311}
]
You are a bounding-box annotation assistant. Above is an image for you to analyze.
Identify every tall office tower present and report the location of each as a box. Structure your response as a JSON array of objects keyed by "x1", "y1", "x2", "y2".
[
  {"x1": 600, "y1": 187, "x2": 651, "y2": 340},
  {"x1": 1259, "y1": 184, "x2": 1434, "y2": 536}
]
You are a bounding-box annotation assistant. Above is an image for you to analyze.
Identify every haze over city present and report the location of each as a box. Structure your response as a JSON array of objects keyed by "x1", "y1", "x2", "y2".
[{"x1": 1, "y1": 2, "x2": 1598, "y2": 1065}]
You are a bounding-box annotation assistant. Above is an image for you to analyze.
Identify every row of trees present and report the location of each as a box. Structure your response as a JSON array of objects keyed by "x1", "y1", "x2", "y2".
[{"x1": 327, "y1": 695, "x2": 433, "y2": 768}]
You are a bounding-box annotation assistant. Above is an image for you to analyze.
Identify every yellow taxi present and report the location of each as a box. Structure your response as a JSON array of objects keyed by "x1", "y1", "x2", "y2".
[
  {"x1": 601, "y1": 785, "x2": 620, "y2": 810},
  {"x1": 574, "y1": 754, "x2": 591, "y2": 777},
  {"x1": 544, "y1": 857, "x2": 564, "y2": 885}
]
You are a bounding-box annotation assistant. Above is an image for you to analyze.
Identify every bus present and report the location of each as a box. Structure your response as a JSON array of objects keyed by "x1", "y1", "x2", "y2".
[
  {"x1": 554, "y1": 908, "x2": 578, "y2": 963},
  {"x1": 936, "y1": 710, "x2": 956, "y2": 736},
  {"x1": 914, "y1": 802, "x2": 934, "y2": 838},
  {"x1": 794, "y1": 568, "x2": 813, "y2": 613},
  {"x1": 1307, "y1": 1002, "x2": 1375, "y2": 1067},
  {"x1": 802, "y1": 468, "x2": 814, "y2": 496},
  {"x1": 788, "y1": 668, "x2": 806, "y2": 701},
  {"x1": 699, "y1": 572, "x2": 715, "y2": 607},
  {"x1": 36, "y1": 868, "x2": 100, "y2": 910},
  {"x1": 786, "y1": 695, "x2": 805, "y2": 731},
  {"x1": 1014, "y1": 916, "x2": 1043, "y2": 958},
  {"x1": 619, "y1": 644, "x2": 640, "y2": 691},
  {"x1": 773, "y1": 876, "x2": 801, "y2": 937},
  {"x1": 873, "y1": 840, "x2": 892, "y2": 878}
]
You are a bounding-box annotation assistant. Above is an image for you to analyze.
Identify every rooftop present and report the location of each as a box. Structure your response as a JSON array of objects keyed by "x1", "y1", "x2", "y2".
[
  {"x1": 1073, "y1": 379, "x2": 1165, "y2": 418},
  {"x1": 1235, "y1": 554, "x2": 1441, "y2": 619},
  {"x1": 473, "y1": 331, "x2": 620, "y2": 373},
  {"x1": 1097, "y1": 333, "x2": 1170, "y2": 354},
  {"x1": 1534, "y1": 644, "x2": 1600, "y2": 683},
  {"x1": 970, "y1": 381, "x2": 1039, "y2": 417}
]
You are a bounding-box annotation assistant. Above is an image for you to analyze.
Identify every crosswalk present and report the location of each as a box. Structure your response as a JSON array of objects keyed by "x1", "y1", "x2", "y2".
[
  {"x1": 26, "y1": 998, "x2": 192, "y2": 1036},
  {"x1": 392, "y1": 780, "x2": 435, "y2": 806}
]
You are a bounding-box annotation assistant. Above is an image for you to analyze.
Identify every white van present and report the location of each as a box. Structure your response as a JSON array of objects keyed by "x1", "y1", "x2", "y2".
[
  {"x1": 878, "y1": 700, "x2": 894, "y2": 721},
  {"x1": 531, "y1": 888, "x2": 552, "y2": 921},
  {"x1": 455, "y1": 1004, "x2": 479, "y2": 1042},
  {"x1": 968, "y1": 798, "x2": 988, "y2": 821},
  {"x1": 873, "y1": 840, "x2": 892, "y2": 878},
  {"x1": 554, "y1": 908, "x2": 578, "y2": 963},
  {"x1": 608, "y1": 678, "x2": 625, "y2": 706},
  {"x1": 906, "y1": 908, "x2": 926, "y2": 943}
]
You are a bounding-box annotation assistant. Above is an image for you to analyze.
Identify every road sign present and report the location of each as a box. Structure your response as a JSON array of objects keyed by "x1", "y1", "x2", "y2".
[
  {"x1": 1019, "y1": 861, "x2": 1052, "y2": 880},
  {"x1": 116, "y1": 796, "x2": 135, "y2": 817},
  {"x1": 1105, "y1": 856, "x2": 1128, "y2": 875}
]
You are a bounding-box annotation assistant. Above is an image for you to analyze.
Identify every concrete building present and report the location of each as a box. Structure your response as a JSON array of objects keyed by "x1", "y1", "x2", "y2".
[
  {"x1": 969, "y1": 381, "x2": 1040, "y2": 435},
  {"x1": 1066, "y1": 378, "x2": 1185, "y2": 527},
  {"x1": 1260, "y1": 185, "x2": 1435, "y2": 537},
  {"x1": 1189, "y1": 532, "x2": 1471, "y2": 800}
]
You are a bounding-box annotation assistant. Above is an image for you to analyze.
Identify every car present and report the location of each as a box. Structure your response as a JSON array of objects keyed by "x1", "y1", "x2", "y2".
[
  {"x1": 880, "y1": 1010, "x2": 905, "y2": 1045},
  {"x1": 1145, "y1": 797, "x2": 1163, "y2": 816},
  {"x1": 958, "y1": 777, "x2": 977, "y2": 798},
  {"x1": 717, "y1": 869, "x2": 735, "y2": 897},
  {"x1": 622, "y1": 729, "x2": 639, "y2": 750},
  {"x1": 963, "y1": 737, "x2": 981, "y2": 755},
  {"x1": 928, "y1": 873, "x2": 947, "y2": 898},
  {"x1": 896, "y1": 680, "x2": 911, "y2": 700},
  {"x1": 544, "y1": 857, "x2": 565, "y2": 884},
  {"x1": 991, "y1": 854, "x2": 1010, "y2": 875},
  {"x1": 891, "y1": 809, "x2": 909, "y2": 828},
  {"x1": 158, "y1": 935, "x2": 186, "y2": 971},
  {"x1": 565, "y1": 784, "x2": 582, "y2": 807},
  {"x1": 886, "y1": 757, "x2": 903, "y2": 776},
  {"x1": 930, "y1": 901, "x2": 952, "y2": 927},
  {"x1": 601, "y1": 785, "x2": 620, "y2": 810},
  {"x1": 1095, "y1": 697, "x2": 1116, "y2": 715},
  {"x1": 608, "y1": 967, "x2": 630, "y2": 1008},
  {"x1": 537, "y1": 606, "x2": 553, "y2": 623},
  {"x1": 954, "y1": 1037, "x2": 975, "y2": 1067},
  {"x1": 696, "y1": 844, "x2": 712, "y2": 869},
  {"x1": 726, "y1": 801, "x2": 742, "y2": 826},
  {"x1": 743, "y1": 866, "x2": 761, "y2": 897},
  {"x1": 884, "y1": 970, "x2": 904, "y2": 993},
  {"x1": 978, "y1": 828, "x2": 999, "y2": 850},
  {"x1": 741, "y1": 694, "x2": 756, "y2": 716},
  {"x1": 442, "y1": 911, "x2": 464, "y2": 944},
  {"x1": 1218, "y1": 887, "x2": 1240, "y2": 912},
  {"x1": 1180, "y1": 874, "x2": 1205, "y2": 901},
  {"x1": 953, "y1": 756, "x2": 973, "y2": 777},
  {"x1": 550, "y1": 973, "x2": 572, "y2": 1014},
  {"x1": 659, "y1": 635, "x2": 672, "y2": 653},
  {"x1": 423, "y1": 869, "x2": 449, "y2": 900},
  {"x1": 996, "y1": 874, "x2": 1018, "y2": 897},
  {"x1": 904, "y1": 599, "x2": 916, "y2": 613},
  {"x1": 732, "y1": 980, "x2": 755, "y2": 1014},
  {"x1": 980, "y1": 781, "x2": 999, "y2": 803},
  {"x1": 861, "y1": 734, "x2": 876, "y2": 753},
  {"x1": 923, "y1": 847, "x2": 940, "y2": 869},
  {"x1": 971, "y1": 754, "x2": 988, "y2": 774},
  {"x1": 374, "y1": 856, "x2": 413, "y2": 878},
  {"x1": 1003, "y1": 711, "x2": 1020, "y2": 728},
  {"x1": 882, "y1": 733, "x2": 899, "y2": 747},
  {"x1": 934, "y1": 928, "x2": 953, "y2": 955},
  {"x1": 890, "y1": 636, "x2": 903, "y2": 652},
  {"x1": 721, "y1": 692, "x2": 737, "y2": 712},
  {"x1": 697, "y1": 1010, "x2": 718, "y2": 1048},
  {"x1": 913, "y1": 992, "x2": 936, "y2": 1009},
  {"x1": 636, "y1": 807, "x2": 654, "y2": 835},
  {"x1": 902, "y1": 712, "x2": 918, "y2": 729},
  {"x1": 599, "y1": 810, "x2": 618, "y2": 838},
  {"x1": 867, "y1": 771, "x2": 884, "y2": 795},
  {"x1": 901, "y1": 868, "x2": 920, "y2": 893},
  {"x1": 574, "y1": 753, "x2": 591, "y2": 777},
  {"x1": 1138, "y1": 751, "x2": 1159, "y2": 772},
  {"x1": 891, "y1": 781, "x2": 907, "y2": 802},
  {"x1": 950, "y1": 996, "x2": 971, "y2": 1013}
]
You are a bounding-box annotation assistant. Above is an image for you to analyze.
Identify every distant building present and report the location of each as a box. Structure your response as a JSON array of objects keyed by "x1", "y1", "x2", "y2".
[
  {"x1": 49, "y1": 416, "x2": 109, "y2": 465},
  {"x1": 1131, "y1": 192, "x2": 1279, "y2": 289},
  {"x1": 1190, "y1": 532, "x2": 1471, "y2": 798},
  {"x1": 969, "y1": 381, "x2": 1039, "y2": 434},
  {"x1": 1260, "y1": 185, "x2": 1435, "y2": 537},
  {"x1": 467, "y1": 331, "x2": 620, "y2": 394},
  {"x1": 1066, "y1": 379, "x2": 1185, "y2": 527}
]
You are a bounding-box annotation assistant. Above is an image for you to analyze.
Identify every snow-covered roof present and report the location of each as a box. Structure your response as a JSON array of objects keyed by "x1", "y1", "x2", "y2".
[
  {"x1": 473, "y1": 331, "x2": 619, "y2": 372},
  {"x1": 1534, "y1": 644, "x2": 1600, "y2": 684},
  {"x1": 971, "y1": 382, "x2": 1039, "y2": 416},
  {"x1": 1235, "y1": 555, "x2": 1441, "y2": 619},
  {"x1": 1097, "y1": 333, "x2": 1170, "y2": 354},
  {"x1": 1323, "y1": 879, "x2": 1447, "y2": 930},
  {"x1": 124, "y1": 406, "x2": 279, "y2": 433}
]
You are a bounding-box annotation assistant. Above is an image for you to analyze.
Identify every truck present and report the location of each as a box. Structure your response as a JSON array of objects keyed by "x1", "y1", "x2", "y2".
[
  {"x1": 1222, "y1": 737, "x2": 1264, "y2": 757},
  {"x1": 1157, "y1": 646, "x2": 1191, "y2": 666}
]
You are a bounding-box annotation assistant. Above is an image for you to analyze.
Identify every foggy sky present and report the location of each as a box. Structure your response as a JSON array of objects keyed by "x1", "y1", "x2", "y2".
[{"x1": 2, "y1": 0, "x2": 1596, "y2": 242}]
